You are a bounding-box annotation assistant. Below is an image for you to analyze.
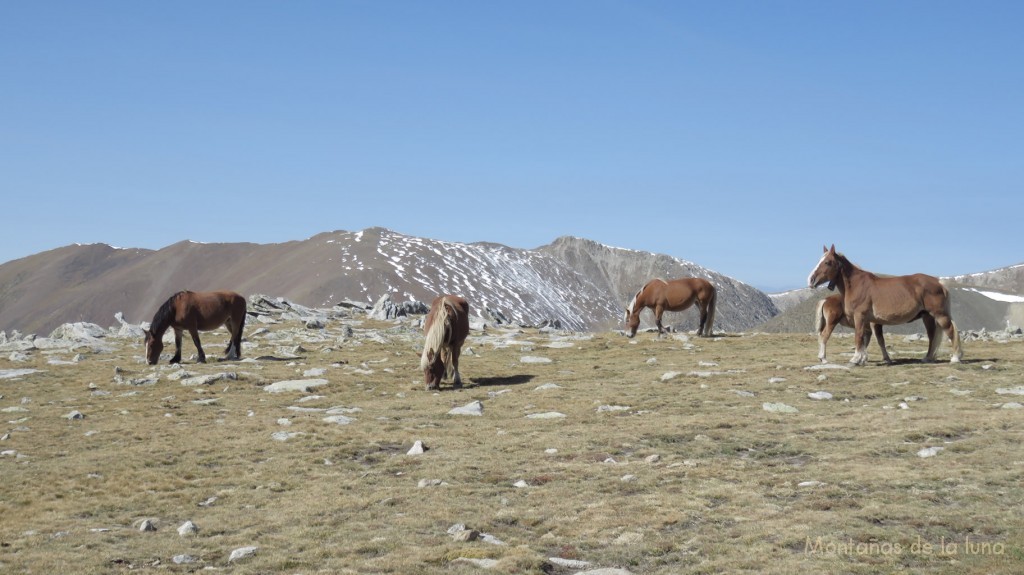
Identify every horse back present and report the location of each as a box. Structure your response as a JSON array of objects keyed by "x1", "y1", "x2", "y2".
[
  {"x1": 425, "y1": 295, "x2": 470, "y2": 339},
  {"x1": 664, "y1": 277, "x2": 714, "y2": 305},
  {"x1": 183, "y1": 291, "x2": 246, "y2": 330}
]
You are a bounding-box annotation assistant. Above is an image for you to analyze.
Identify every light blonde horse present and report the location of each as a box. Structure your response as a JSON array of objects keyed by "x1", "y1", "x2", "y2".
[
  {"x1": 625, "y1": 277, "x2": 717, "y2": 337},
  {"x1": 420, "y1": 295, "x2": 470, "y2": 390},
  {"x1": 815, "y1": 294, "x2": 891, "y2": 364},
  {"x1": 808, "y1": 245, "x2": 961, "y2": 365}
]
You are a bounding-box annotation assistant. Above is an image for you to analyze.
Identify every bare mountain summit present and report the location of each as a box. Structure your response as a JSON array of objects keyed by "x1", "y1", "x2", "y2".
[{"x1": 0, "y1": 228, "x2": 777, "y2": 335}]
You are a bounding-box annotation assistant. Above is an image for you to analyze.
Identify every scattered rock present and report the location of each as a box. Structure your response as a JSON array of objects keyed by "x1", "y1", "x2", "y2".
[
  {"x1": 804, "y1": 364, "x2": 850, "y2": 371},
  {"x1": 177, "y1": 521, "x2": 198, "y2": 537},
  {"x1": 322, "y1": 415, "x2": 355, "y2": 425},
  {"x1": 762, "y1": 402, "x2": 798, "y2": 414},
  {"x1": 917, "y1": 446, "x2": 944, "y2": 458},
  {"x1": 448, "y1": 401, "x2": 484, "y2": 416},
  {"x1": 228, "y1": 546, "x2": 258, "y2": 563},
  {"x1": 526, "y1": 412, "x2": 566, "y2": 419},
  {"x1": 264, "y1": 379, "x2": 330, "y2": 393},
  {"x1": 549, "y1": 557, "x2": 593, "y2": 569},
  {"x1": 520, "y1": 356, "x2": 552, "y2": 364},
  {"x1": 407, "y1": 440, "x2": 427, "y2": 455},
  {"x1": 180, "y1": 372, "x2": 237, "y2": 386},
  {"x1": 807, "y1": 391, "x2": 833, "y2": 400}
]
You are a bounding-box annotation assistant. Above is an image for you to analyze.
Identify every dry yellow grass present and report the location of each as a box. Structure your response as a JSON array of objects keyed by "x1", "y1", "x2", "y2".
[{"x1": 1, "y1": 317, "x2": 1022, "y2": 574}]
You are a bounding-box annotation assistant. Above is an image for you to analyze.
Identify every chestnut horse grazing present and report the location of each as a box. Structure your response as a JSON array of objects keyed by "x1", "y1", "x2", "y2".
[
  {"x1": 815, "y1": 294, "x2": 891, "y2": 364},
  {"x1": 625, "y1": 278, "x2": 717, "y2": 337},
  {"x1": 420, "y1": 295, "x2": 470, "y2": 390},
  {"x1": 808, "y1": 245, "x2": 961, "y2": 365},
  {"x1": 144, "y1": 290, "x2": 247, "y2": 365}
]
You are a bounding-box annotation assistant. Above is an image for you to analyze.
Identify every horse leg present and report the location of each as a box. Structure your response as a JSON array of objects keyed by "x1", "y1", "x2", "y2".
[
  {"x1": 189, "y1": 328, "x2": 206, "y2": 363},
  {"x1": 873, "y1": 324, "x2": 892, "y2": 364},
  {"x1": 697, "y1": 302, "x2": 708, "y2": 337},
  {"x1": 223, "y1": 319, "x2": 236, "y2": 358},
  {"x1": 818, "y1": 320, "x2": 838, "y2": 363},
  {"x1": 850, "y1": 318, "x2": 869, "y2": 366},
  {"x1": 224, "y1": 319, "x2": 242, "y2": 360},
  {"x1": 171, "y1": 328, "x2": 183, "y2": 364},
  {"x1": 654, "y1": 305, "x2": 666, "y2": 336},
  {"x1": 451, "y1": 345, "x2": 463, "y2": 389},
  {"x1": 921, "y1": 314, "x2": 938, "y2": 363}
]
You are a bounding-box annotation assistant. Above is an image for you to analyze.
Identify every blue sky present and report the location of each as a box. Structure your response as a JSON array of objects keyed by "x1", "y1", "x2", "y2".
[{"x1": 2, "y1": 1, "x2": 1021, "y2": 292}]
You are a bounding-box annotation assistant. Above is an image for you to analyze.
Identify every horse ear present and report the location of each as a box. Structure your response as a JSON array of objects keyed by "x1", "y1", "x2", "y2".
[
  {"x1": 822, "y1": 245, "x2": 828, "y2": 253},
  {"x1": 828, "y1": 244, "x2": 836, "y2": 254}
]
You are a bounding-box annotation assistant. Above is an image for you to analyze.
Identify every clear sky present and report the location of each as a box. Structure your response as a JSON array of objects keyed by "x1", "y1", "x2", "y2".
[{"x1": 2, "y1": 1, "x2": 1021, "y2": 292}]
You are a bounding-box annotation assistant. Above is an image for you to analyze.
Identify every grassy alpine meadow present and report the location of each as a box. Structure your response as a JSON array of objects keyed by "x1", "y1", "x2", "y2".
[{"x1": 1, "y1": 314, "x2": 1022, "y2": 574}]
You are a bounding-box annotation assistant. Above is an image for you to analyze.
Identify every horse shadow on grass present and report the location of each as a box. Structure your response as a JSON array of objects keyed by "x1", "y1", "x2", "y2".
[
  {"x1": 469, "y1": 374, "x2": 536, "y2": 388},
  {"x1": 875, "y1": 357, "x2": 995, "y2": 367}
]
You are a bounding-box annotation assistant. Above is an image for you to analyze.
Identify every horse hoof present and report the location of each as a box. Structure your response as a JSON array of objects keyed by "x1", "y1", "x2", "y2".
[{"x1": 950, "y1": 356, "x2": 962, "y2": 364}]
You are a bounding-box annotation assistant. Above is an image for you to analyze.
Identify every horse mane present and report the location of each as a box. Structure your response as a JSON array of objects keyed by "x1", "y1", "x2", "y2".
[
  {"x1": 150, "y1": 291, "x2": 187, "y2": 336},
  {"x1": 625, "y1": 287, "x2": 643, "y2": 321},
  {"x1": 421, "y1": 298, "x2": 453, "y2": 371}
]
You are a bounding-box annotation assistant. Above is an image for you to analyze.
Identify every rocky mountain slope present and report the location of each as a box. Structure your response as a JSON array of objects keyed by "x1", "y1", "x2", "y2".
[
  {"x1": 0, "y1": 228, "x2": 774, "y2": 335},
  {"x1": 0, "y1": 228, "x2": 1018, "y2": 336}
]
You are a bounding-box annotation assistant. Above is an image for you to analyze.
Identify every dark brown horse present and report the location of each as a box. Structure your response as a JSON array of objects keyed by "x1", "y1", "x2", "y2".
[
  {"x1": 808, "y1": 245, "x2": 961, "y2": 365},
  {"x1": 144, "y1": 290, "x2": 247, "y2": 365},
  {"x1": 624, "y1": 277, "x2": 717, "y2": 337},
  {"x1": 815, "y1": 293, "x2": 891, "y2": 364},
  {"x1": 421, "y1": 295, "x2": 470, "y2": 390}
]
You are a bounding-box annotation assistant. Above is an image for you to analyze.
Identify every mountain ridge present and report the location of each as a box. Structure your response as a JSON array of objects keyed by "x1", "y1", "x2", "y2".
[{"x1": 0, "y1": 228, "x2": 1019, "y2": 335}]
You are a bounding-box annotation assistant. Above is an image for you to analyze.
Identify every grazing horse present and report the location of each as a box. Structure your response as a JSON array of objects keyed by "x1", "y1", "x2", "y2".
[
  {"x1": 815, "y1": 294, "x2": 891, "y2": 364},
  {"x1": 144, "y1": 290, "x2": 247, "y2": 365},
  {"x1": 625, "y1": 278, "x2": 717, "y2": 338},
  {"x1": 807, "y1": 245, "x2": 962, "y2": 365},
  {"x1": 421, "y1": 295, "x2": 470, "y2": 390}
]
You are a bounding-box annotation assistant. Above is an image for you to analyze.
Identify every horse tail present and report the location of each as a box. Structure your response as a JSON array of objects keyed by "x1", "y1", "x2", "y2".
[
  {"x1": 232, "y1": 295, "x2": 247, "y2": 358},
  {"x1": 814, "y1": 298, "x2": 827, "y2": 335},
  {"x1": 421, "y1": 298, "x2": 453, "y2": 372},
  {"x1": 705, "y1": 287, "x2": 717, "y2": 336},
  {"x1": 949, "y1": 321, "x2": 963, "y2": 362}
]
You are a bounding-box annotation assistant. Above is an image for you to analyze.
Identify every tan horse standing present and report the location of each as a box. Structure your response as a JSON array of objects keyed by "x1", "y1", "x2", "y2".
[
  {"x1": 815, "y1": 294, "x2": 891, "y2": 364},
  {"x1": 421, "y1": 295, "x2": 470, "y2": 390},
  {"x1": 143, "y1": 290, "x2": 247, "y2": 365},
  {"x1": 807, "y1": 245, "x2": 962, "y2": 365},
  {"x1": 625, "y1": 278, "x2": 717, "y2": 337}
]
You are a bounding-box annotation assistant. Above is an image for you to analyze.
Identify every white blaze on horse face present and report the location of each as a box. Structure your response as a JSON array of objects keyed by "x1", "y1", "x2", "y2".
[{"x1": 808, "y1": 252, "x2": 829, "y2": 288}]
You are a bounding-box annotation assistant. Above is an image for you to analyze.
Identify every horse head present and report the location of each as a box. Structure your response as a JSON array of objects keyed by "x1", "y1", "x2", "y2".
[
  {"x1": 143, "y1": 329, "x2": 164, "y2": 365},
  {"x1": 808, "y1": 244, "x2": 843, "y2": 291}
]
